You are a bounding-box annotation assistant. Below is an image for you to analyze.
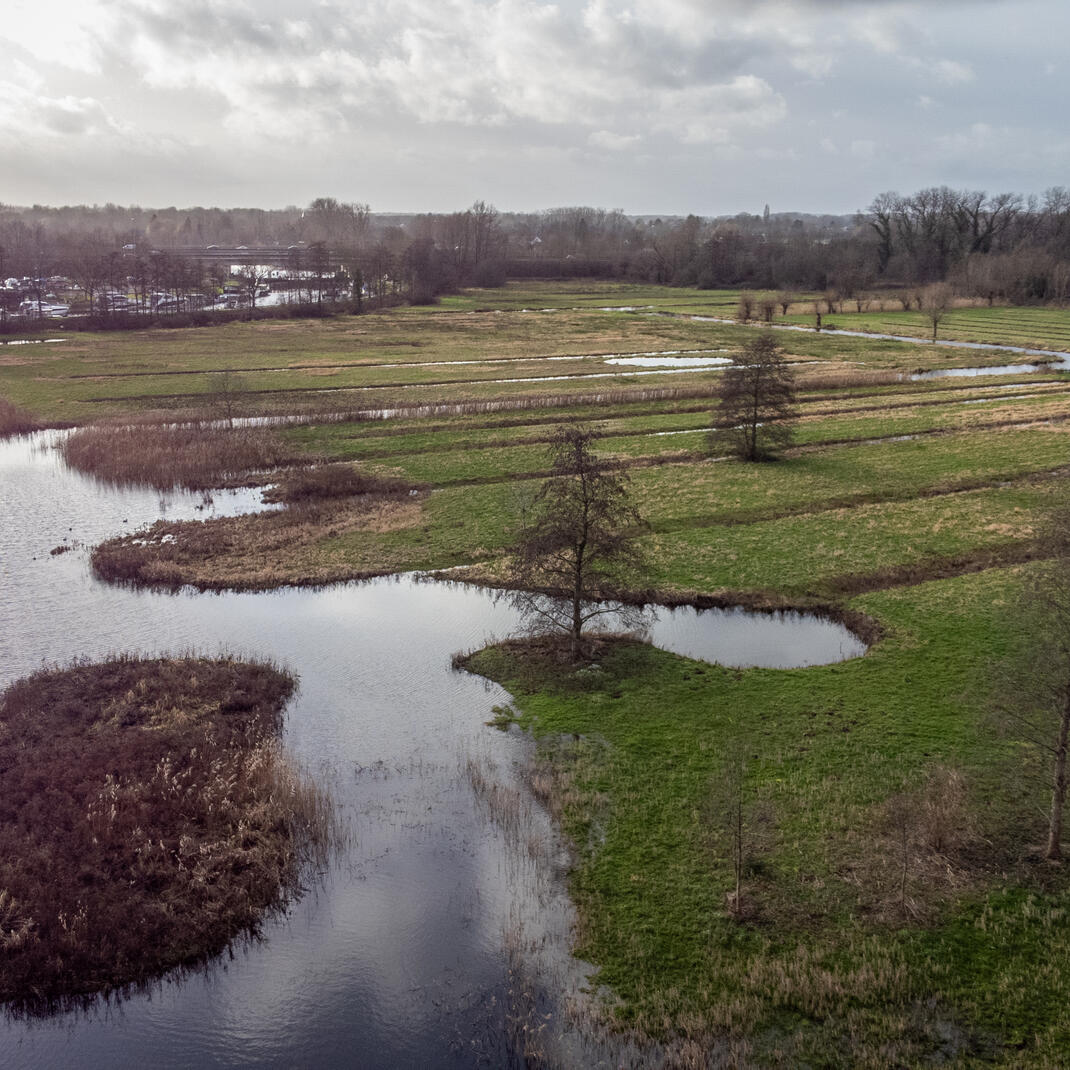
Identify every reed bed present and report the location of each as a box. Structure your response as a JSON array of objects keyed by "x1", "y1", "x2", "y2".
[
  {"x1": 0, "y1": 654, "x2": 334, "y2": 1014},
  {"x1": 0, "y1": 397, "x2": 42, "y2": 436},
  {"x1": 61, "y1": 421, "x2": 306, "y2": 490}
]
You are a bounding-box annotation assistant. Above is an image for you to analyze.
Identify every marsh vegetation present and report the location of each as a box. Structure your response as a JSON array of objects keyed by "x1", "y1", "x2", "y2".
[{"x1": 0, "y1": 655, "x2": 333, "y2": 1014}]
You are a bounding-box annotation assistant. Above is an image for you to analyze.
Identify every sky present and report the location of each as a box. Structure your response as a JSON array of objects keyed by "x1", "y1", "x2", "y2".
[{"x1": 1, "y1": 0, "x2": 1066, "y2": 216}]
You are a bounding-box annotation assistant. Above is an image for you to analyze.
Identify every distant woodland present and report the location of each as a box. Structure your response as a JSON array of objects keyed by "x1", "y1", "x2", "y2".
[{"x1": 3, "y1": 187, "x2": 1070, "y2": 314}]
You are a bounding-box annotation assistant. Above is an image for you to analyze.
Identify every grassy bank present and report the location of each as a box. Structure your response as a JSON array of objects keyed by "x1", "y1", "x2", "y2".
[
  {"x1": 459, "y1": 567, "x2": 1070, "y2": 1066},
  {"x1": 0, "y1": 655, "x2": 332, "y2": 1013}
]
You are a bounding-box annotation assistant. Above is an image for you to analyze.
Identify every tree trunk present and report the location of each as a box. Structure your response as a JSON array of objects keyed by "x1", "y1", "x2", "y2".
[
  {"x1": 571, "y1": 543, "x2": 585, "y2": 661},
  {"x1": 1046, "y1": 696, "x2": 1070, "y2": 860}
]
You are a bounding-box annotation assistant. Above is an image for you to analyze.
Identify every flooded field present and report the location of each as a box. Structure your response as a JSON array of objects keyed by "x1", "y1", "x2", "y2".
[{"x1": 0, "y1": 432, "x2": 864, "y2": 1068}]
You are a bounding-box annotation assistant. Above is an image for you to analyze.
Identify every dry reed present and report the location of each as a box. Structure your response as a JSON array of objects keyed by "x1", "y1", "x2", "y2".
[
  {"x1": 795, "y1": 368, "x2": 906, "y2": 392},
  {"x1": 266, "y1": 463, "x2": 421, "y2": 505},
  {"x1": 0, "y1": 397, "x2": 42, "y2": 436},
  {"x1": 61, "y1": 421, "x2": 306, "y2": 491},
  {"x1": 0, "y1": 654, "x2": 334, "y2": 1014}
]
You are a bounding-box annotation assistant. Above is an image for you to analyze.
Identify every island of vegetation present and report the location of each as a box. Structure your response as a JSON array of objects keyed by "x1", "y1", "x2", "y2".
[{"x1": 0, "y1": 655, "x2": 331, "y2": 1014}]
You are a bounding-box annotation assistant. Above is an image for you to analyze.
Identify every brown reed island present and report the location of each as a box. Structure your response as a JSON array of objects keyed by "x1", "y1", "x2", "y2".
[{"x1": 0, "y1": 655, "x2": 334, "y2": 1014}]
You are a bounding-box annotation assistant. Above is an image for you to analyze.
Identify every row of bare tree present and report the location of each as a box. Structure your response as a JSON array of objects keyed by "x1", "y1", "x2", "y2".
[{"x1": 5, "y1": 185, "x2": 1070, "y2": 311}]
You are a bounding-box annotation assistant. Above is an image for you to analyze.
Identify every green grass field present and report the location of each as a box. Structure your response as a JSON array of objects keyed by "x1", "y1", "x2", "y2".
[{"x1": 5, "y1": 284, "x2": 1070, "y2": 1065}]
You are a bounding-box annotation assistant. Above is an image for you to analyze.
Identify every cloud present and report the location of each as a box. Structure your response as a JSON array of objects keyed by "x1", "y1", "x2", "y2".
[
  {"x1": 82, "y1": 0, "x2": 789, "y2": 150},
  {"x1": 589, "y1": 130, "x2": 642, "y2": 151},
  {"x1": 0, "y1": 0, "x2": 1066, "y2": 214},
  {"x1": 934, "y1": 121, "x2": 995, "y2": 154},
  {"x1": 933, "y1": 58, "x2": 975, "y2": 85},
  {"x1": 0, "y1": 82, "x2": 119, "y2": 138},
  {"x1": 791, "y1": 52, "x2": 836, "y2": 79}
]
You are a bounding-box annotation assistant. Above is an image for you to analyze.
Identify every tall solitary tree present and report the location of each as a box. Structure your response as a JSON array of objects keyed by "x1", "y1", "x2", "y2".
[
  {"x1": 714, "y1": 331, "x2": 797, "y2": 461},
  {"x1": 508, "y1": 425, "x2": 648, "y2": 660}
]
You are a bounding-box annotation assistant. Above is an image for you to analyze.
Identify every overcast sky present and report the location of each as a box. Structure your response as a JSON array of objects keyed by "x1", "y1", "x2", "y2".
[{"x1": 2, "y1": 0, "x2": 1066, "y2": 215}]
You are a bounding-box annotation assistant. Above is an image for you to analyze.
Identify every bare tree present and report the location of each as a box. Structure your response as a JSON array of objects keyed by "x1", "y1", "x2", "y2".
[
  {"x1": 507, "y1": 425, "x2": 649, "y2": 660},
  {"x1": 237, "y1": 263, "x2": 273, "y2": 311},
  {"x1": 921, "y1": 282, "x2": 954, "y2": 343},
  {"x1": 994, "y1": 495, "x2": 1070, "y2": 861},
  {"x1": 208, "y1": 370, "x2": 245, "y2": 428},
  {"x1": 877, "y1": 766, "x2": 975, "y2": 918},
  {"x1": 736, "y1": 291, "x2": 754, "y2": 323},
  {"x1": 714, "y1": 332, "x2": 797, "y2": 462},
  {"x1": 710, "y1": 746, "x2": 775, "y2": 920}
]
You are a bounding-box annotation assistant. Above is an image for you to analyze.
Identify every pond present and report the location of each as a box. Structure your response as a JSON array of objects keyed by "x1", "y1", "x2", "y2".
[{"x1": 0, "y1": 432, "x2": 865, "y2": 1068}]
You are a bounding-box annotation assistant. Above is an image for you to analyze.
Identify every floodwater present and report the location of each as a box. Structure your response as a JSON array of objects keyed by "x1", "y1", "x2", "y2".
[
  {"x1": 605, "y1": 356, "x2": 732, "y2": 370},
  {"x1": 0, "y1": 431, "x2": 864, "y2": 1068},
  {"x1": 910, "y1": 363, "x2": 1050, "y2": 380}
]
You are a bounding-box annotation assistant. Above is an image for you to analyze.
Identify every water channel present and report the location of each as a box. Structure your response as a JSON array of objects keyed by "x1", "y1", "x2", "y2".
[{"x1": 0, "y1": 432, "x2": 864, "y2": 1068}]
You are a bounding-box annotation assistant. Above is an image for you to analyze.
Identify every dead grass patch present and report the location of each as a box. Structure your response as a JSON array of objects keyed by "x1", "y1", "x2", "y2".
[
  {"x1": 265, "y1": 463, "x2": 421, "y2": 505},
  {"x1": 91, "y1": 494, "x2": 425, "y2": 591},
  {"x1": 844, "y1": 766, "x2": 990, "y2": 924},
  {"x1": 794, "y1": 368, "x2": 906, "y2": 391}
]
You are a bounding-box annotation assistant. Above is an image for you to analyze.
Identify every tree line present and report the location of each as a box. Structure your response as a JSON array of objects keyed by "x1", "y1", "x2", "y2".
[{"x1": 4, "y1": 186, "x2": 1070, "y2": 323}]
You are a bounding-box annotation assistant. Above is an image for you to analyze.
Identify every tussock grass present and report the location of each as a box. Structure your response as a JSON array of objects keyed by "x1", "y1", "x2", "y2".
[
  {"x1": 61, "y1": 421, "x2": 306, "y2": 491},
  {"x1": 0, "y1": 397, "x2": 42, "y2": 436},
  {"x1": 0, "y1": 655, "x2": 334, "y2": 1014}
]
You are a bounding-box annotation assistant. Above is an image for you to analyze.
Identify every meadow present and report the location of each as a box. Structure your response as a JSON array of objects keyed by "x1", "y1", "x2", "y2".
[{"x1": 4, "y1": 282, "x2": 1070, "y2": 1065}]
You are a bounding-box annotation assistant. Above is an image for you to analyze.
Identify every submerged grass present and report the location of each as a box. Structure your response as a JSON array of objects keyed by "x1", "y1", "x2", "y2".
[{"x1": 0, "y1": 654, "x2": 334, "y2": 1014}]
